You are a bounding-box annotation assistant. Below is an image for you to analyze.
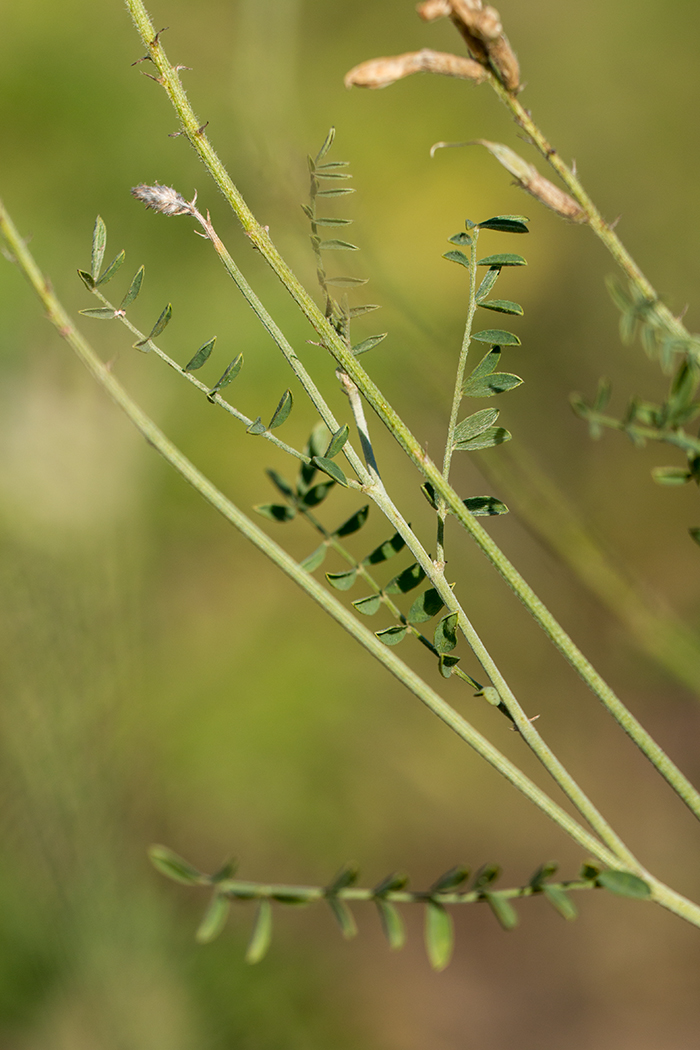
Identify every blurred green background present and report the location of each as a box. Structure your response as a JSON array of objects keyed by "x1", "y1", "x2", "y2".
[{"x1": 2, "y1": 1, "x2": 700, "y2": 1047}]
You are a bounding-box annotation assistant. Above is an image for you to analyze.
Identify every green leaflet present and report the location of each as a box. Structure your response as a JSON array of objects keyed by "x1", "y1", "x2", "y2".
[
  {"x1": 430, "y1": 866, "x2": 470, "y2": 893},
  {"x1": 148, "y1": 845, "x2": 204, "y2": 885},
  {"x1": 434, "y1": 613, "x2": 458, "y2": 653},
  {"x1": 385, "y1": 563, "x2": 425, "y2": 594},
  {"x1": 91, "y1": 215, "x2": 107, "y2": 281},
  {"x1": 326, "y1": 568, "x2": 357, "y2": 590},
  {"x1": 483, "y1": 892, "x2": 518, "y2": 930},
  {"x1": 443, "y1": 249, "x2": 470, "y2": 268},
  {"x1": 407, "y1": 588, "x2": 444, "y2": 624},
  {"x1": 542, "y1": 885, "x2": 578, "y2": 920},
  {"x1": 185, "y1": 336, "x2": 216, "y2": 371},
  {"x1": 254, "y1": 504, "x2": 296, "y2": 523},
  {"x1": 453, "y1": 408, "x2": 500, "y2": 445},
  {"x1": 325, "y1": 424, "x2": 350, "y2": 458},
  {"x1": 478, "y1": 299, "x2": 523, "y2": 315},
  {"x1": 300, "y1": 545, "x2": 327, "y2": 572},
  {"x1": 312, "y1": 456, "x2": 348, "y2": 486},
  {"x1": 375, "y1": 900, "x2": 406, "y2": 950},
  {"x1": 363, "y1": 531, "x2": 405, "y2": 565},
  {"x1": 597, "y1": 870, "x2": 651, "y2": 899},
  {"x1": 268, "y1": 389, "x2": 293, "y2": 430},
  {"x1": 353, "y1": 594, "x2": 382, "y2": 616},
  {"x1": 196, "y1": 893, "x2": 231, "y2": 944},
  {"x1": 453, "y1": 426, "x2": 511, "y2": 451},
  {"x1": 462, "y1": 372, "x2": 523, "y2": 397},
  {"x1": 352, "y1": 333, "x2": 387, "y2": 356},
  {"x1": 477, "y1": 253, "x2": 527, "y2": 267},
  {"x1": 471, "y1": 328, "x2": 521, "y2": 346},
  {"x1": 334, "y1": 505, "x2": 369, "y2": 537},
  {"x1": 376, "y1": 625, "x2": 408, "y2": 646},
  {"x1": 120, "y1": 265, "x2": 144, "y2": 310},
  {"x1": 462, "y1": 496, "x2": 508, "y2": 516},
  {"x1": 96, "y1": 250, "x2": 125, "y2": 287},
  {"x1": 245, "y1": 900, "x2": 273, "y2": 964},
  {"x1": 424, "y1": 901, "x2": 453, "y2": 971},
  {"x1": 477, "y1": 215, "x2": 529, "y2": 233},
  {"x1": 208, "y1": 354, "x2": 243, "y2": 401}
]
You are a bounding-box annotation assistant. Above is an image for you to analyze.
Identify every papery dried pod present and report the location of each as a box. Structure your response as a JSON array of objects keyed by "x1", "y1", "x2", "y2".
[
  {"x1": 345, "y1": 49, "x2": 486, "y2": 90},
  {"x1": 474, "y1": 141, "x2": 585, "y2": 221},
  {"x1": 417, "y1": 0, "x2": 453, "y2": 21},
  {"x1": 486, "y1": 33, "x2": 520, "y2": 92},
  {"x1": 448, "y1": 1, "x2": 520, "y2": 91}
]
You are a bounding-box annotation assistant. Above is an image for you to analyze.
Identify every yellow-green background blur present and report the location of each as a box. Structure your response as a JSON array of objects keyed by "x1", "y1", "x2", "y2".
[{"x1": 2, "y1": 1, "x2": 700, "y2": 1047}]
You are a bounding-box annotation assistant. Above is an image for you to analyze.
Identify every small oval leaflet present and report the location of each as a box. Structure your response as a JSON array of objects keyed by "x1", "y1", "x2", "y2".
[
  {"x1": 473, "y1": 863, "x2": 501, "y2": 890},
  {"x1": 326, "y1": 567, "x2": 357, "y2": 591},
  {"x1": 407, "y1": 588, "x2": 444, "y2": 624},
  {"x1": 543, "y1": 884, "x2": 578, "y2": 921},
  {"x1": 254, "y1": 503, "x2": 296, "y2": 523},
  {"x1": 325, "y1": 424, "x2": 350, "y2": 459},
  {"x1": 448, "y1": 231, "x2": 472, "y2": 246},
  {"x1": 462, "y1": 496, "x2": 508, "y2": 516},
  {"x1": 196, "y1": 893, "x2": 231, "y2": 944},
  {"x1": 431, "y1": 866, "x2": 470, "y2": 893},
  {"x1": 478, "y1": 299, "x2": 523, "y2": 315},
  {"x1": 477, "y1": 253, "x2": 527, "y2": 267},
  {"x1": 268, "y1": 389, "x2": 293, "y2": 430},
  {"x1": 246, "y1": 417, "x2": 267, "y2": 436},
  {"x1": 300, "y1": 545, "x2": 327, "y2": 572},
  {"x1": 385, "y1": 563, "x2": 426, "y2": 594},
  {"x1": 245, "y1": 900, "x2": 273, "y2": 964},
  {"x1": 352, "y1": 594, "x2": 382, "y2": 616},
  {"x1": 301, "y1": 480, "x2": 336, "y2": 508},
  {"x1": 325, "y1": 275, "x2": 369, "y2": 287},
  {"x1": 311, "y1": 216, "x2": 353, "y2": 227},
  {"x1": 318, "y1": 239, "x2": 359, "y2": 251},
  {"x1": 439, "y1": 654, "x2": 461, "y2": 679},
  {"x1": 363, "y1": 531, "x2": 405, "y2": 565},
  {"x1": 96, "y1": 249, "x2": 126, "y2": 287},
  {"x1": 453, "y1": 426, "x2": 512, "y2": 451},
  {"x1": 349, "y1": 303, "x2": 381, "y2": 318},
  {"x1": 135, "y1": 302, "x2": 172, "y2": 349},
  {"x1": 91, "y1": 215, "x2": 107, "y2": 281},
  {"x1": 476, "y1": 267, "x2": 501, "y2": 301},
  {"x1": 453, "y1": 408, "x2": 500, "y2": 445},
  {"x1": 374, "y1": 871, "x2": 409, "y2": 895},
  {"x1": 327, "y1": 897, "x2": 358, "y2": 940},
  {"x1": 119, "y1": 264, "x2": 145, "y2": 310},
  {"x1": 471, "y1": 329, "x2": 521, "y2": 346},
  {"x1": 597, "y1": 870, "x2": 651, "y2": 899},
  {"x1": 484, "y1": 892, "x2": 519, "y2": 930},
  {"x1": 78, "y1": 269, "x2": 95, "y2": 290},
  {"x1": 376, "y1": 900, "x2": 406, "y2": 951},
  {"x1": 462, "y1": 372, "x2": 523, "y2": 398},
  {"x1": 443, "y1": 249, "x2": 470, "y2": 269},
  {"x1": 327, "y1": 864, "x2": 360, "y2": 893},
  {"x1": 148, "y1": 844, "x2": 204, "y2": 885},
  {"x1": 312, "y1": 455, "x2": 348, "y2": 486},
  {"x1": 317, "y1": 187, "x2": 356, "y2": 198},
  {"x1": 186, "y1": 336, "x2": 216, "y2": 371},
  {"x1": 424, "y1": 901, "x2": 454, "y2": 972},
  {"x1": 315, "y1": 126, "x2": 336, "y2": 163},
  {"x1": 352, "y1": 332, "x2": 387, "y2": 356},
  {"x1": 376, "y1": 625, "x2": 408, "y2": 646},
  {"x1": 334, "y1": 505, "x2": 370, "y2": 537},
  {"x1": 79, "y1": 307, "x2": 117, "y2": 320},
  {"x1": 208, "y1": 354, "x2": 243, "y2": 400},
  {"x1": 434, "y1": 613, "x2": 458, "y2": 654},
  {"x1": 477, "y1": 215, "x2": 530, "y2": 234}
]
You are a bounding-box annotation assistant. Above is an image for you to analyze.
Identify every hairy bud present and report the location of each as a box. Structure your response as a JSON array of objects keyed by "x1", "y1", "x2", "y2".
[
  {"x1": 131, "y1": 184, "x2": 196, "y2": 217},
  {"x1": 345, "y1": 49, "x2": 486, "y2": 90}
]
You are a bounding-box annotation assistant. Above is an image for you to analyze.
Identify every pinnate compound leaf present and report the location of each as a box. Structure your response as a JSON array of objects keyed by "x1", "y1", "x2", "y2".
[
  {"x1": 463, "y1": 496, "x2": 508, "y2": 516},
  {"x1": 462, "y1": 372, "x2": 523, "y2": 397},
  {"x1": 120, "y1": 265, "x2": 145, "y2": 310},
  {"x1": 335, "y1": 505, "x2": 370, "y2": 537},
  {"x1": 484, "y1": 892, "x2": 519, "y2": 930},
  {"x1": 453, "y1": 408, "x2": 500, "y2": 445},
  {"x1": 477, "y1": 253, "x2": 526, "y2": 267},
  {"x1": 376, "y1": 900, "x2": 406, "y2": 950},
  {"x1": 453, "y1": 426, "x2": 511, "y2": 451},
  {"x1": 543, "y1": 884, "x2": 578, "y2": 920},
  {"x1": 208, "y1": 354, "x2": 243, "y2": 400},
  {"x1": 407, "y1": 588, "x2": 444, "y2": 624},
  {"x1": 326, "y1": 425, "x2": 350, "y2": 459},
  {"x1": 196, "y1": 893, "x2": 231, "y2": 944},
  {"x1": 352, "y1": 332, "x2": 387, "y2": 356},
  {"x1": 472, "y1": 328, "x2": 521, "y2": 346},
  {"x1": 431, "y1": 866, "x2": 470, "y2": 893},
  {"x1": 148, "y1": 845, "x2": 204, "y2": 885},
  {"x1": 91, "y1": 215, "x2": 107, "y2": 281},
  {"x1": 597, "y1": 870, "x2": 651, "y2": 899},
  {"x1": 301, "y1": 545, "x2": 327, "y2": 572},
  {"x1": 245, "y1": 900, "x2": 273, "y2": 964},
  {"x1": 477, "y1": 215, "x2": 529, "y2": 233},
  {"x1": 478, "y1": 298, "x2": 523, "y2": 315},
  {"x1": 268, "y1": 389, "x2": 293, "y2": 430},
  {"x1": 425, "y1": 902, "x2": 454, "y2": 971},
  {"x1": 80, "y1": 307, "x2": 117, "y2": 319},
  {"x1": 364, "y1": 532, "x2": 405, "y2": 565},
  {"x1": 254, "y1": 503, "x2": 296, "y2": 523},
  {"x1": 376, "y1": 625, "x2": 408, "y2": 646},
  {"x1": 434, "y1": 613, "x2": 458, "y2": 654},
  {"x1": 186, "y1": 336, "x2": 216, "y2": 371},
  {"x1": 312, "y1": 456, "x2": 348, "y2": 486},
  {"x1": 301, "y1": 480, "x2": 335, "y2": 508},
  {"x1": 476, "y1": 267, "x2": 501, "y2": 301},
  {"x1": 326, "y1": 568, "x2": 357, "y2": 591},
  {"x1": 96, "y1": 250, "x2": 126, "y2": 286},
  {"x1": 443, "y1": 249, "x2": 470, "y2": 268},
  {"x1": 385, "y1": 563, "x2": 425, "y2": 594},
  {"x1": 353, "y1": 594, "x2": 382, "y2": 616}
]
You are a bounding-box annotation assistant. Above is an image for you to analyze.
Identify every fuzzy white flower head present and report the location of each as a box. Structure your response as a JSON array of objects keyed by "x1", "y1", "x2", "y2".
[{"x1": 131, "y1": 183, "x2": 196, "y2": 217}]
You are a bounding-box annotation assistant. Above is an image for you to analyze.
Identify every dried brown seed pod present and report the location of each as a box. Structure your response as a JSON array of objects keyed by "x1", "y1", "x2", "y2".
[
  {"x1": 344, "y1": 49, "x2": 486, "y2": 90},
  {"x1": 485, "y1": 34, "x2": 520, "y2": 91},
  {"x1": 472, "y1": 141, "x2": 585, "y2": 221}
]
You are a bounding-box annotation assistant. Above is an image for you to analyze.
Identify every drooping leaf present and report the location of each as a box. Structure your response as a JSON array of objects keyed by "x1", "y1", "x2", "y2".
[
  {"x1": 301, "y1": 480, "x2": 336, "y2": 507},
  {"x1": 312, "y1": 455, "x2": 348, "y2": 486},
  {"x1": 478, "y1": 298, "x2": 523, "y2": 315},
  {"x1": 376, "y1": 625, "x2": 408, "y2": 646},
  {"x1": 375, "y1": 900, "x2": 406, "y2": 950},
  {"x1": 245, "y1": 900, "x2": 273, "y2": 964},
  {"x1": 246, "y1": 417, "x2": 267, "y2": 436},
  {"x1": 326, "y1": 425, "x2": 350, "y2": 459},
  {"x1": 254, "y1": 503, "x2": 296, "y2": 523},
  {"x1": 407, "y1": 588, "x2": 444, "y2": 624},
  {"x1": 185, "y1": 336, "x2": 216, "y2": 371},
  {"x1": 326, "y1": 896, "x2": 358, "y2": 939},
  {"x1": 477, "y1": 253, "x2": 527, "y2": 267},
  {"x1": 462, "y1": 372, "x2": 523, "y2": 397},
  {"x1": 352, "y1": 332, "x2": 387, "y2": 356},
  {"x1": 324, "y1": 275, "x2": 368, "y2": 287},
  {"x1": 597, "y1": 870, "x2": 651, "y2": 899},
  {"x1": 135, "y1": 303, "x2": 172, "y2": 348},
  {"x1": 431, "y1": 866, "x2": 470, "y2": 893},
  {"x1": 424, "y1": 901, "x2": 454, "y2": 971},
  {"x1": 453, "y1": 426, "x2": 511, "y2": 451},
  {"x1": 119, "y1": 265, "x2": 145, "y2": 310},
  {"x1": 363, "y1": 532, "x2": 405, "y2": 565},
  {"x1": 335, "y1": 505, "x2": 370, "y2": 537},
  {"x1": 148, "y1": 845, "x2": 204, "y2": 885},
  {"x1": 453, "y1": 408, "x2": 500, "y2": 445},
  {"x1": 484, "y1": 892, "x2": 519, "y2": 930},
  {"x1": 301, "y1": 545, "x2": 327, "y2": 572},
  {"x1": 91, "y1": 215, "x2": 107, "y2": 281},
  {"x1": 462, "y1": 496, "x2": 508, "y2": 516},
  {"x1": 315, "y1": 126, "x2": 336, "y2": 163},
  {"x1": 79, "y1": 307, "x2": 117, "y2": 319},
  {"x1": 326, "y1": 568, "x2": 357, "y2": 590},
  {"x1": 434, "y1": 613, "x2": 458, "y2": 653},
  {"x1": 385, "y1": 563, "x2": 426, "y2": 594},
  {"x1": 268, "y1": 390, "x2": 293, "y2": 430},
  {"x1": 196, "y1": 893, "x2": 231, "y2": 944},
  {"x1": 96, "y1": 250, "x2": 126, "y2": 286},
  {"x1": 443, "y1": 249, "x2": 470, "y2": 268},
  {"x1": 471, "y1": 328, "x2": 521, "y2": 346},
  {"x1": 477, "y1": 215, "x2": 529, "y2": 233},
  {"x1": 353, "y1": 594, "x2": 382, "y2": 616},
  {"x1": 208, "y1": 354, "x2": 243, "y2": 400},
  {"x1": 542, "y1": 884, "x2": 578, "y2": 920},
  {"x1": 475, "y1": 267, "x2": 501, "y2": 301}
]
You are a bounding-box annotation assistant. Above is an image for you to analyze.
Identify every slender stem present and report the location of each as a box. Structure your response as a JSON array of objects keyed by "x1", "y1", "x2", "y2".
[{"x1": 121, "y1": 0, "x2": 700, "y2": 822}]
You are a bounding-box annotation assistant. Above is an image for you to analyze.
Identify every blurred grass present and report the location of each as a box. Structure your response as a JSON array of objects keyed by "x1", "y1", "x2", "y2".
[{"x1": 2, "y1": 1, "x2": 700, "y2": 1048}]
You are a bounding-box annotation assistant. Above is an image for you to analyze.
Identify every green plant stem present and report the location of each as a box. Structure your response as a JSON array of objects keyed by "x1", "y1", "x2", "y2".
[{"x1": 122, "y1": 0, "x2": 700, "y2": 824}]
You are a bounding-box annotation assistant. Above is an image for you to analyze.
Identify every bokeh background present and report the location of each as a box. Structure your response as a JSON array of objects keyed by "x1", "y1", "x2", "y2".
[{"x1": 2, "y1": 1, "x2": 700, "y2": 1047}]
